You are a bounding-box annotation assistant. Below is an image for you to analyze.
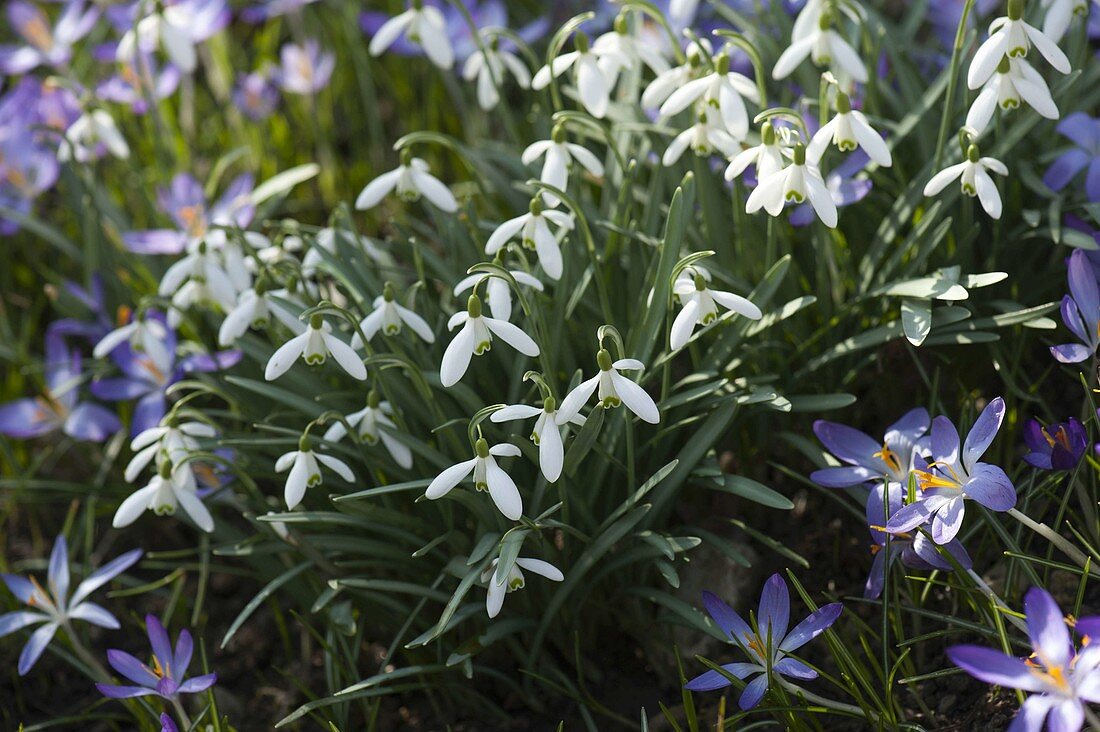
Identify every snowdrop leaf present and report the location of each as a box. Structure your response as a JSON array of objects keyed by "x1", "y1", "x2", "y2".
[
  {"x1": 250, "y1": 164, "x2": 320, "y2": 206},
  {"x1": 710, "y1": 475, "x2": 793, "y2": 510},
  {"x1": 901, "y1": 298, "x2": 932, "y2": 346}
]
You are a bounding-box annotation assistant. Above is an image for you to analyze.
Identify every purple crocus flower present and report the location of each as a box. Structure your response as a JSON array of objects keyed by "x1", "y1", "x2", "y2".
[
  {"x1": 790, "y1": 149, "x2": 872, "y2": 227},
  {"x1": 0, "y1": 327, "x2": 121, "y2": 441},
  {"x1": 275, "y1": 40, "x2": 334, "y2": 96},
  {"x1": 0, "y1": 536, "x2": 142, "y2": 675},
  {"x1": 810, "y1": 407, "x2": 930, "y2": 491},
  {"x1": 232, "y1": 70, "x2": 279, "y2": 120},
  {"x1": 123, "y1": 172, "x2": 255, "y2": 255},
  {"x1": 1051, "y1": 249, "x2": 1099, "y2": 363},
  {"x1": 0, "y1": 131, "x2": 59, "y2": 236},
  {"x1": 239, "y1": 0, "x2": 318, "y2": 24},
  {"x1": 0, "y1": 0, "x2": 100, "y2": 75},
  {"x1": 684, "y1": 574, "x2": 843, "y2": 710},
  {"x1": 96, "y1": 53, "x2": 181, "y2": 114},
  {"x1": 96, "y1": 614, "x2": 216, "y2": 701},
  {"x1": 884, "y1": 398, "x2": 1016, "y2": 544},
  {"x1": 949, "y1": 587, "x2": 1100, "y2": 732},
  {"x1": 49, "y1": 276, "x2": 113, "y2": 344},
  {"x1": 160, "y1": 713, "x2": 179, "y2": 732},
  {"x1": 1043, "y1": 113, "x2": 1100, "y2": 202},
  {"x1": 1023, "y1": 417, "x2": 1089, "y2": 470}
]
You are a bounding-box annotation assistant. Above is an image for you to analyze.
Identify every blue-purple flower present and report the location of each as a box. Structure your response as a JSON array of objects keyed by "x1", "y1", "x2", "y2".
[
  {"x1": 810, "y1": 407, "x2": 930, "y2": 491},
  {"x1": 949, "y1": 587, "x2": 1100, "y2": 732},
  {"x1": 0, "y1": 0, "x2": 100, "y2": 75},
  {"x1": 1051, "y1": 249, "x2": 1099, "y2": 363},
  {"x1": 240, "y1": 0, "x2": 318, "y2": 24},
  {"x1": 684, "y1": 574, "x2": 843, "y2": 710},
  {"x1": 885, "y1": 398, "x2": 1016, "y2": 544},
  {"x1": 0, "y1": 536, "x2": 142, "y2": 675},
  {"x1": 276, "y1": 40, "x2": 334, "y2": 96},
  {"x1": 1023, "y1": 417, "x2": 1089, "y2": 470},
  {"x1": 96, "y1": 614, "x2": 216, "y2": 701},
  {"x1": 97, "y1": 53, "x2": 181, "y2": 114},
  {"x1": 232, "y1": 70, "x2": 279, "y2": 120},
  {"x1": 1043, "y1": 113, "x2": 1100, "y2": 202},
  {"x1": 123, "y1": 172, "x2": 255, "y2": 255}
]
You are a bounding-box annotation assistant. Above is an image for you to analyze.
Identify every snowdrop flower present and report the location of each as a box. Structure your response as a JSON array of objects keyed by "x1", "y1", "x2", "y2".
[
  {"x1": 218, "y1": 283, "x2": 305, "y2": 346},
  {"x1": 663, "y1": 110, "x2": 741, "y2": 166},
  {"x1": 275, "y1": 436, "x2": 354, "y2": 509},
  {"x1": 670, "y1": 266, "x2": 762, "y2": 350},
  {"x1": 301, "y1": 228, "x2": 389, "y2": 279},
  {"x1": 808, "y1": 92, "x2": 892, "y2": 166},
  {"x1": 968, "y1": 0, "x2": 1071, "y2": 89},
  {"x1": 368, "y1": 0, "x2": 454, "y2": 70},
  {"x1": 747, "y1": 143, "x2": 838, "y2": 228},
  {"x1": 323, "y1": 390, "x2": 412, "y2": 469},
  {"x1": 1041, "y1": 0, "x2": 1089, "y2": 40},
  {"x1": 923, "y1": 144, "x2": 1008, "y2": 219},
  {"x1": 453, "y1": 270, "x2": 543, "y2": 322},
  {"x1": 966, "y1": 56, "x2": 1058, "y2": 133},
  {"x1": 462, "y1": 35, "x2": 531, "y2": 110},
  {"x1": 482, "y1": 555, "x2": 563, "y2": 618},
  {"x1": 354, "y1": 150, "x2": 457, "y2": 213},
  {"x1": 725, "y1": 121, "x2": 786, "y2": 183},
  {"x1": 117, "y1": 5, "x2": 200, "y2": 74},
  {"x1": 265, "y1": 313, "x2": 366, "y2": 381},
  {"x1": 522, "y1": 125, "x2": 605, "y2": 207},
  {"x1": 592, "y1": 12, "x2": 670, "y2": 88},
  {"x1": 642, "y1": 38, "x2": 711, "y2": 110},
  {"x1": 668, "y1": 0, "x2": 702, "y2": 29},
  {"x1": 660, "y1": 53, "x2": 759, "y2": 140},
  {"x1": 58, "y1": 109, "x2": 129, "y2": 163},
  {"x1": 791, "y1": 0, "x2": 827, "y2": 41},
  {"x1": 485, "y1": 197, "x2": 574, "y2": 281},
  {"x1": 351, "y1": 282, "x2": 435, "y2": 347},
  {"x1": 125, "y1": 419, "x2": 216, "y2": 483},
  {"x1": 557, "y1": 349, "x2": 660, "y2": 425},
  {"x1": 491, "y1": 397, "x2": 585, "y2": 482},
  {"x1": 440, "y1": 294, "x2": 540, "y2": 387},
  {"x1": 773, "y1": 13, "x2": 868, "y2": 84},
  {"x1": 94, "y1": 314, "x2": 169, "y2": 362},
  {"x1": 425, "y1": 438, "x2": 523, "y2": 519},
  {"x1": 0, "y1": 0, "x2": 100, "y2": 75},
  {"x1": 0, "y1": 536, "x2": 142, "y2": 675},
  {"x1": 885, "y1": 398, "x2": 1016, "y2": 544},
  {"x1": 114, "y1": 459, "x2": 214, "y2": 532},
  {"x1": 532, "y1": 32, "x2": 620, "y2": 119},
  {"x1": 158, "y1": 241, "x2": 238, "y2": 319}
]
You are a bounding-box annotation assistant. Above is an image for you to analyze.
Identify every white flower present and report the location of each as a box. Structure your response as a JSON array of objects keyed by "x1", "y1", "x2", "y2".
[
  {"x1": 669, "y1": 0, "x2": 702, "y2": 27},
  {"x1": 746, "y1": 143, "x2": 838, "y2": 227},
  {"x1": 275, "y1": 440, "x2": 355, "y2": 509},
  {"x1": 592, "y1": 13, "x2": 670, "y2": 89},
  {"x1": 522, "y1": 125, "x2": 605, "y2": 207},
  {"x1": 642, "y1": 38, "x2": 711, "y2": 109},
  {"x1": 265, "y1": 314, "x2": 367, "y2": 381},
  {"x1": 440, "y1": 294, "x2": 540, "y2": 387},
  {"x1": 481, "y1": 555, "x2": 563, "y2": 618},
  {"x1": 923, "y1": 145, "x2": 1008, "y2": 219},
  {"x1": 967, "y1": 2, "x2": 1071, "y2": 89},
  {"x1": 772, "y1": 14, "x2": 868, "y2": 84},
  {"x1": 725, "y1": 121, "x2": 787, "y2": 182},
  {"x1": 808, "y1": 92, "x2": 892, "y2": 166},
  {"x1": 58, "y1": 109, "x2": 129, "y2": 163},
  {"x1": 125, "y1": 419, "x2": 215, "y2": 483},
  {"x1": 351, "y1": 282, "x2": 435, "y2": 348},
  {"x1": 1041, "y1": 0, "x2": 1088, "y2": 41},
  {"x1": 93, "y1": 315, "x2": 169, "y2": 361},
  {"x1": 323, "y1": 392, "x2": 412, "y2": 469},
  {"x1": 218, "y1": 285, "x2": 306, "y2": 346},
  {"x1": 532, "y1": 31, "x2": 624, "y2": 119},
  {"x1": 425, "y1": 438, "x2": 524, "y2": 519},
  {"x1": 453, "y1": 271, "x2": 543, "y2": 322},
  {"x1": 557, "y1": 349, "x2": 660, "y2": 425},
  {"x1": 113, "y1": 460, "x2": 214, "y2": 532},
  {"x1": 663, "y1": 110, "x2": 741, "y2": 166},
  {"x1": 965, "y1": 56, "x2": 1058, "y2": 133},
  {"x1": 355, "y1": 152, "x2": 457, "y2": 213},
  {"x1": 659, "y1": 52, "x2": 759, "y2": 139},
  {"x1": 462, "y1": 35, "x2": 531, "y2": 110},
  {"x1": 117, "y1": 6, "x2": 197, "y2": 73},
  {"x1": 670, "y1": 266, "x2": 763, "y2": 350},
  {"x1": 159, "y1": 241, "x2": 238, "y2": 321},
  {"x1": 368, "y1": 1, "x2": 453, "y2": 69},
  {"x1": 490, "y1": 398, "x2": 586, "y2": 483},
  {"x1": 302, "y1": 228, "x2": 389, "y2": 280},
  {"x1": 791, "y1": 0, "x2": 827, "y2": 41},
  {"x1": 485, "y1": 198, "x2": 575, "y2": 281}
]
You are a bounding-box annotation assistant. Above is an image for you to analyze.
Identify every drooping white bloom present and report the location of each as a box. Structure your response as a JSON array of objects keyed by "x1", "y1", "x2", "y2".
[
  {"x1": 923, "y1": 145, "x2": 1008, "y2": 219},
  {"x1": 116, "y1": 5, "x2": 198, "y2": 73},
  {"x1": 965, "y1": 56, "x2": 1058, "y2": 133},
  {"x1": 659, "y1": 52, "x2": 759, "y2": 139},
  {"x1": 352, "y1": 282, "x2": 435, "y2": 348},
  {"x1": 967, "y1": 1, "x2": 1071, "y2": 89},
  {"x1": 746, "y1": 143, "x2": 838, "y2": 227},
  {"x1": 668, "y1": 0, "x2": 702, "y2": 27},
  {"x1": 425, "y1": 438, "x2": 524, "y2": 520},
  {"x1": 355, "y1": 151, "x2": 457, "y2": 213},
  {"x1": 482, "y1": 555, "x2": 564, "y2": 618},
  {"x1": 772, "y1": 14, "x2": 868, "y2": 84},
  {"x1": 1041, "y1": 0, "x2": 1089, "y2": 41},
  {"x1": 368, "y1": 1, "x2": 453, "y2": 69},
  {"x1": 125, "y1": 419, "x2": 215, "y2": 483},
  {"x1": 671, "y1": 266, "x2": 763, "y2": 350},
  {"x1": 725, "y1": 121, "x2": 787, "y2": 182},
  {"x1": 462, "y1": 35, "x2": 531, "y2": 110},
  {"x1": 453, "y1": 271, "x2": 543, "y2": 322},
  {"x1": 532, "y1": 31, "x2": 625, "y2": 119},
  {"x1": 485, "y1": 198, "x2": 575, "y2": 281},
  {"x1": 218, "y1": 285, "x2": 305, "y2": 346},
  {"x1": 808, "y1": 92, "x2": 892, "y2": 166},
  {"x1": 791, "y1": 0, "x2": 827, "y2": 41},
  {"x1": 113, "y1": 460, "x2": 214, "y2": 532},
  {"x1": 159, "y1": 241, "x2": 238, "y2": 321},
  {"x1": 301, "y1": 228, "x2": 389, "y2": 280},
  {"x1": 265, "y1": 313, "x2": 367, "y2": 381},
  {"x1": 592, "y1": 12, "x2": 670, "y2": 89},
  {"x1": 642, "y1": 38, "x2": 711, "y2": 110},
  {"x1": 522, "y1": 125, "x2": 605, "y2": 207},
  {"x1": 490, "y1": 397, "x2": 586, "y2": 483},
  {"x1": 440, "y1": 295, "x2": 540, "y2": 387},
  {"x1": 663, "y1": 110, "x2": 741, "y2": 166},
  {"x1": 557, "y1": 349, "x2": 660, "y2": 425},
  {"x1": 93, "y1": 314, "x2": 169, "y2": 361},
  {"x1": 275, "y1": 439, "x2": 355, "y2": 509},
  {"x1": 58, "y1": 109, "x2": 129, "y2": 163},
  {"x1": 323, "y1": 391, "x2": 412, "y2": 469}
]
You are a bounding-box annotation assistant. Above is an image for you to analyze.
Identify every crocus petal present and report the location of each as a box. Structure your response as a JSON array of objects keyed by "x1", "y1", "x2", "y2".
[
  {"x1": 48, "y1": 536, "x2": 69, "y2": 607},
  {"x1": 931, "y1": 497, "x2": 965, "y2": 544},
  {"x1": 947, "y1": 645, "x2": 1045, "y2": 692},
  {"x1": 962, "y1": 397, "x2": 1004, "y2": 472},
  {"x1": 177, "y1": 673, "x2": 217, "y2": 694},
  {"x1": 964, "y1": 463, "x2": 1016, "y2": 511},
  {"x1": 773, "y1": 657, "x2": 818, "y2": 680},
  {"x1": 738, "y1": 673, "x2": 769, "y2": 710},
  {"x1": 96, "y1": 682, "x2": 159, "y2": 699},
  {"x1": 684, "y1": 663, "x2": 760, "y2": 691},
  {"x1": 757, "y1": 574, "x2": 790, "y2": 646},
  {"x1": 18, "y1": 621, "x2": 58, "y2": 675},
  {"x1": 780, "y1": 602, "x2": 843, "y2": 652},
  {"x1": 107, "y1": 649, "x2": 159, "y2": 686},
  {"x1": 1024, "y1": 587, "x2": 1072, "y2": 668},
  {"x1": 0, "y1": 611, "x2": 47, "y2": 638},
  {"x1": 67, "y1": 601, "x2": 120, "y2": 629},
  {"x1": 702, "y1": 590, "x2": 753, "y2": 643}
]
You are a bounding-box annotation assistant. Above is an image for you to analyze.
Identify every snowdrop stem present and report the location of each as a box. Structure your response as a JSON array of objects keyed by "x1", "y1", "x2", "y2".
[
  {"x1": 779, "y1": 679, "x2": 880, "y2": 722},
  {"x1": 933, "y1": 0, "x2": 977, "y2": 170},
  {"x1": 1007, "y1": 508, "x2": 1099, "y2": 576},
  {"x1": 62, "y1": 621, "x2": 111, "y2": 682},
  {"x1": 964, "y1": 569, "x2": 1028, "y2": 632},
  {"x1": 754, "y1": 107, "x2": 809, "y2": 142},
  {"x1": 542, "y1": 12, "x2": 596, "y2": 113},
  {"x1": 714, "y1": 31, "x2": 769, "y2": 107},
  {"x1": 619, "y1": 1, "x2": 686, "y2": 63}
]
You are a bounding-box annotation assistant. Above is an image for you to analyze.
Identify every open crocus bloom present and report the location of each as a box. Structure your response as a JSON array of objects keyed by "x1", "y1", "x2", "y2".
[
  {"x1": 277, "y1": 39, "x2": 334, "y2": 95},
  {"x1": 425, "y1": 438, "x2": 523, "y2": 520},
  {"x1": 123, "y1": 172, "x2": 255, "y2": 256},
  {"x1": 556, "y1": 348, "x2": 660, "y2": 425},
  {"x1": 1051, "y1": 249, "x2": 1100, "y2": 363},
  {"x1": 482, "y1": 556, "x2": 563, "y2": 618},
  {"x1": 97, "y1": 614, "x2": 217, "y2": 701},
  {"x1": 1042, "y1": 113, "x2": 1100, "y2": 202},
  {"x1": 1023, "y1": 417, "x2": 1089, "y2": 470},
  {"x1": 810, "y1": 407, "x2": 930, "y2": 490},
  {"x1": 0, "y1": 0, "x2": 100, "y2": 75}
]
